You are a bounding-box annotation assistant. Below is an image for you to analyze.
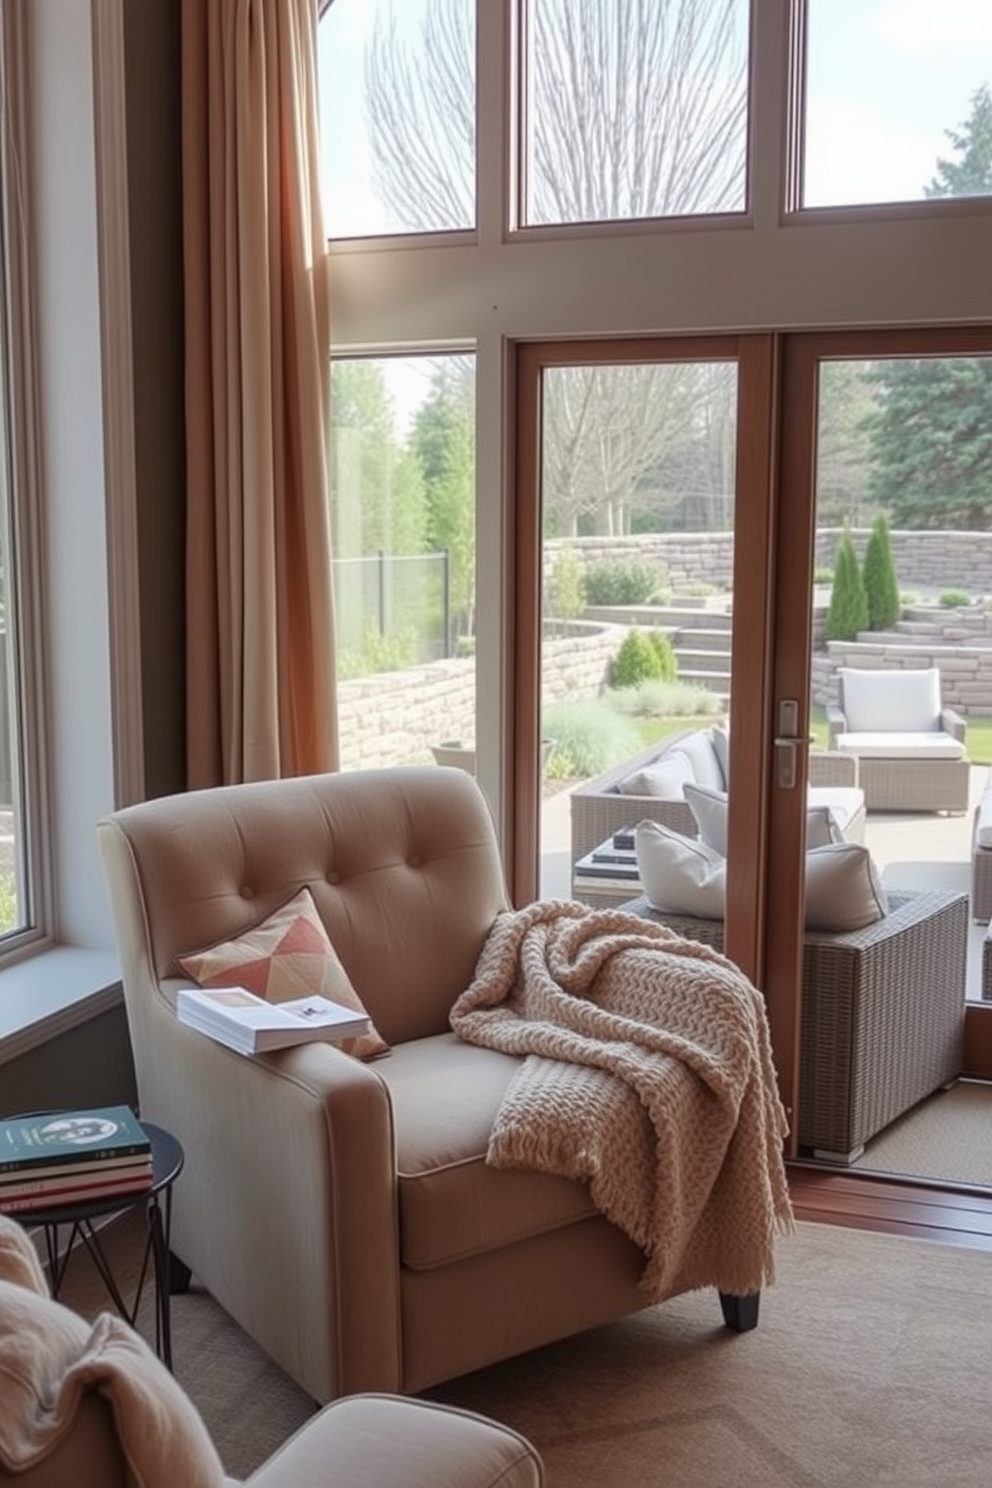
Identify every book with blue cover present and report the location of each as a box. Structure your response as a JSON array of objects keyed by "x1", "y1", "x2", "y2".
[{"x1": 0, "y1": 1105, "x2": 151, "y2": 1174}]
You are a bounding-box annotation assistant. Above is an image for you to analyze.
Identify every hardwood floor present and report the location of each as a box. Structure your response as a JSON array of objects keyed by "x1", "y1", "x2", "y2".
[{"x1": 787, "y1": 1162, "x2": 992, "y2": 1251}]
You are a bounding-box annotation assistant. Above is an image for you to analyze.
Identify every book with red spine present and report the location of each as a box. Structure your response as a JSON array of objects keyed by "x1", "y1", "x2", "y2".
[
  {"x1": 0, "y1": 1156, "x2": 153, "y2": 1203},
  {"x1": 0, "y1": 1168, "x2": 154, "y2": 1214}
]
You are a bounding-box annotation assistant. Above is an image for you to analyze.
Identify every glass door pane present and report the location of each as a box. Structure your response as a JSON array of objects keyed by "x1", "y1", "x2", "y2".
[
  {"x1": 536, "y1": 358, "x2": 738, "y2": 931},
  {"x1": 804, "y1": 349, "x2": 992, "y2": 1175}
]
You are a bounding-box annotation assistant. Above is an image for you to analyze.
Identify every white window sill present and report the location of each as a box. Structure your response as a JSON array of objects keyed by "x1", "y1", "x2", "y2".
[{"x1": 0, "y1": 947, "x2": 123, "y2": 1064}]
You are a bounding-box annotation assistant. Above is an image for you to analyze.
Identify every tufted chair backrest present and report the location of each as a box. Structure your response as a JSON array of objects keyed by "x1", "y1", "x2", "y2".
[{"x1": 97, "y1": 766, "x2": 510, "y2": 1050}]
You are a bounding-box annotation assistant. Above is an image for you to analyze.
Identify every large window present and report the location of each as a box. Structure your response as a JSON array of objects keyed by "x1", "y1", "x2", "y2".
[
  {"x1": 318, "y1": 0, "x2": 476, "y2": 238},
  {"x1": 800, "y1": 0, "x2": 992, "y2": 209},
  {"x1": 329, "y1": 353, "x2": 477, "y2": 771},
  {"x1": 520, "y1": 0, "x2": 750, "y2": 226},
  {"x1": 0, "y1": 32, "x2": 43, "y2": 956}
]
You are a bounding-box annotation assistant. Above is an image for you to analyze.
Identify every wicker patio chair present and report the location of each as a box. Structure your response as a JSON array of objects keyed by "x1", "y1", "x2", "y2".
[
  {"x1": 622, "y1": 888, "x2": 968, "y2": 1164},
  {"x1": 826, "y1": 666, "x2": 970, "y2": 814}
]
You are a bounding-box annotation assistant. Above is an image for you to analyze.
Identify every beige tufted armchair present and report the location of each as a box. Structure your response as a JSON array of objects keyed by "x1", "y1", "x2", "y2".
[{"x1": 97, "y1": 766, "x2": 758, "y2": 1407}]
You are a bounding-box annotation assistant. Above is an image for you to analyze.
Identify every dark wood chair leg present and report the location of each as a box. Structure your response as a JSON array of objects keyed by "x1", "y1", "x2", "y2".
[
  {"x1": 719, "y1": 1290, "x2": 760, "y2": 1332},
  {"x1": 168, "y1": 1250, "x2": 192, "y2": 1295}
]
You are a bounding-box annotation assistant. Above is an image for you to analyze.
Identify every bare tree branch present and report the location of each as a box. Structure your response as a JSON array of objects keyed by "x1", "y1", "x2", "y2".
[{"x1": 362, "y1": 0, "x2": 747, "y2": 529}]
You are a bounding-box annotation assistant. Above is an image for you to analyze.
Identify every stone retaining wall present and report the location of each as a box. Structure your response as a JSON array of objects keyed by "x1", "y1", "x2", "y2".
[
  {"x1": 344, "y1": 532, "x2": 992, "y2": 768},
  {"x1": 338, "y1": 622, "x2": 622, "y2": 771},
  {"x1": 549, "y1": 529, "x2": 992, "y2": 599}
]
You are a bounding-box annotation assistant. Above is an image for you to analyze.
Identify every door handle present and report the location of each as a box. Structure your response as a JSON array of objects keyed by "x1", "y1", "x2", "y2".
[{"x1": 774, "y1": 737, "x2": 798, "y2": 789}]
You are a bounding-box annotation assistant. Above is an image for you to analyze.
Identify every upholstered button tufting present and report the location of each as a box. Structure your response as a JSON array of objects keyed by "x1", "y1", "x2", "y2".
[
  {"x1": 326, "y1": 871, "x2": 340, "y2": 884},
  {"x1": 240, "y1": 886, "x2": 255, "y2": 899},
  {"x1": 408, "y1": 855, "x2": 421, "y2": 869}
]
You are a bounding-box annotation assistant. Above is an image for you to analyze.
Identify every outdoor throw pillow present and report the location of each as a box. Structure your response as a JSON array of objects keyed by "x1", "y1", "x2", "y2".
[
  {"x1": 684, "y1": 783, "x2": 844, "y2": 857},
  {"x1": 620, "y1": 750, "x2": 695, "y2": 800},
  {"x1": 178, "y1": 887, "x2": 389, "y2": 1060},
  {"x1": 634, "y1": 819, "x2": 726, "y2": 919},
  {"x1": 804, "y1": 843, "x2": 889, "y2": 932}
]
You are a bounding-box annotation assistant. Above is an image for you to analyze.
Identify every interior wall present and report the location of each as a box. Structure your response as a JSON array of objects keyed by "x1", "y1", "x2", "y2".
[{"x1": 0, "y1": 1006, "x2": 137, "y2": 1120}]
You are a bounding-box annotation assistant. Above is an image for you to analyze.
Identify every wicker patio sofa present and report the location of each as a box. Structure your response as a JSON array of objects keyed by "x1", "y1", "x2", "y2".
[
  {"x1": 826, "y1": 666, "x2": 970, "y2": 814},
  {"x1": 570, "y1": 728, "x2": 863, "y2": 879},
  {"x1": 623, "y1": 888, "x2": 969, "y2": 1164},
  {"x1": 971, "y1": 769, "x2": 992, "y2": 923}
]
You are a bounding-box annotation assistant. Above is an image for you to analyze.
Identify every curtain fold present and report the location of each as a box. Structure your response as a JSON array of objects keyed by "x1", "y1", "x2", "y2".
[{"x1": 182, "y1": 0, "x2": 337, "y2": 786}]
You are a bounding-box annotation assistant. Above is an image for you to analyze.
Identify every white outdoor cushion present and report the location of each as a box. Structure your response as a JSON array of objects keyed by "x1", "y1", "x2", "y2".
[
  {"x1": 834, "y1": 730, "x2": 966, "y2": 761},
  {"x1": 674, "y1": 729, "x2": 725, "y2": 791},
  {"x1": 839, "y1": 667, "x2": 941, "y2": 734},
  {"x1": 634, "y1": 820, "x2": 725, "y2": 919},
  {"x1": 635, "y1": 823, "x2": 888, "y2": 931},
  {"x1": 806, "y1": 787, "x2": 865, "y2": 838},
  {"x1": 684, "y1": 783, "x2": 844, "y2": 857},
  {"x1": 710, "y1": 721, "x2": 730, "y2": 782},
  {"x1": 619, "y1": 750, "x2": 695, "y2": 800},
  {"x1": 804, "y1": 842, "x2": 889, "y2": 932},
  {"x1": 976, "y1": 773, "x2": 992, "y2": 849}
]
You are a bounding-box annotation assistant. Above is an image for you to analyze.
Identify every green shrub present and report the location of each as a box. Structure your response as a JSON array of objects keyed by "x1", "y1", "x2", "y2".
[
  {"x1": 337, "y1": 627, "x2": 418, "y2": 679},
  {"x1": 825, "y1": 526, "x2": 868, "y2": 642},
  {"x1": 861, "y1": 513, "x2": 901, "y2": 631},
  {"x1": 585, "y1": 559, "x2": 665, "y2": 606},
  {"x1": 546, "y1": 547, "x2": 586, "y2": 622},
  {"x1": 646, "y1": 630, "x2": 678, "y2": 682},
  {"x1": 608, "y1": 629, "x2": 664, "y2": 689},
  {"x1": 607, "y1": 679, "x2": 722, "y2": 719},
  {"x1": 0, "y1": 872, "x2": 16, "y2": 934},
  {"x1": 542, "y1": 701, "x2": 642, "y2": 779},
  {"x1": 813, "y1": 566, "x2": 834, "y2": 585},
  {"x1": 939, "y1": 588, "x2": 972, "y2": 608}
]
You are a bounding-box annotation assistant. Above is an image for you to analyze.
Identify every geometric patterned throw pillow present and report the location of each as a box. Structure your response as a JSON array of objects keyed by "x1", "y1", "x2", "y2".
[{"x1": 178, "y1": 886, "x2": 389, "y2": 1060}]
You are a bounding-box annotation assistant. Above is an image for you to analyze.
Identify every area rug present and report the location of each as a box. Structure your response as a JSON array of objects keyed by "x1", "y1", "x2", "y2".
[
  {"x1": 58, "y1": 1217, "x2": 992, "y2": 1486},
  {"x1": 852, "y1": 1078, "x2": 992, "y2": 1188}
]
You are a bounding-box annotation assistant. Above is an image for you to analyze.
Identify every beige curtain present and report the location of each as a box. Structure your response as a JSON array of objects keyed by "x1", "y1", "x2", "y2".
[{"x1": 182, "y1": 0, "x2": 337, "y2": 786}]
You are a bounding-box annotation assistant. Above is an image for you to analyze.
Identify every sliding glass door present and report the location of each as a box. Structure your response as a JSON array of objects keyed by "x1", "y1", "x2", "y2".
[{"x1": 516, "y1": 327, "x2": 992, "y2": 1168}]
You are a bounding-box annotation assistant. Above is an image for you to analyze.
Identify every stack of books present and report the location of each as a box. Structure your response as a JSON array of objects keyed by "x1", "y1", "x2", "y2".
[{"x1": 0, "y1": 1104, "x2": 153, "y2": 1215}]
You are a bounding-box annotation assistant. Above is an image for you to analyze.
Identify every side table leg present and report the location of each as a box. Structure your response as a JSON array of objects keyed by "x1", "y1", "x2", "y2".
[{"x1": 147, "y1": 1196, "x2": 172, "y2": 1370}]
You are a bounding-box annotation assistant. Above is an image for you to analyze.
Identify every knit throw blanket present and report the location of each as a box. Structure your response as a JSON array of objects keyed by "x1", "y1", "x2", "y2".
[{"x1": 449, "y1": 901, "x2": 794, "y2": 1302}]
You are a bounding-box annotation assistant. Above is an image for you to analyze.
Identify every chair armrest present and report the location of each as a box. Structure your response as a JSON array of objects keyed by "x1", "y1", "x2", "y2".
[
  {"x1": 807, "y1": 750, "x2": 858, "y2": 787},
  {"x1": 140, "y1": 992, "x2": 400, "y2": 1402},
  {"x1": 825, "y1": 705, "x2": 846, "y2": 750},
  {"x1": 245, "y1": 1396, "x2": 543, "y2": 1488},
  {"x1": 941, "y1": 705, "x2": 967, "y2": 744}
]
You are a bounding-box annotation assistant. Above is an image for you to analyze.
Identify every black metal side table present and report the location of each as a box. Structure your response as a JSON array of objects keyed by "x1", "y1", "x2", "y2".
[{"x1": 29, "y1": 1120, "x2": 184, "y2": 1368}]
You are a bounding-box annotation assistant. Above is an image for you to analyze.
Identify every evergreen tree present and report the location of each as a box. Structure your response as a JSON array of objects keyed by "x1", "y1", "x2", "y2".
[
  {"x1": 864, "y1": 357, "x2": 992, "y2": 529},
  {"x1": 863, "y1": 87, "x2": 992, "y2": 530},
  {"x1": 409, "y1": 361, "x2": 476, "y2": 640},
  {"x1": 861, "y1": 513, "x2": 901, "y2": 631},
  {"x1": 329, "y1": 361, "x2": 426, "y2": 557},
  {"x1": 925, "y1": 83, "x2": 992, "y2": 198},
  {"x1": 826, "y1": 526, "x2": 868, "y2": 643}
]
